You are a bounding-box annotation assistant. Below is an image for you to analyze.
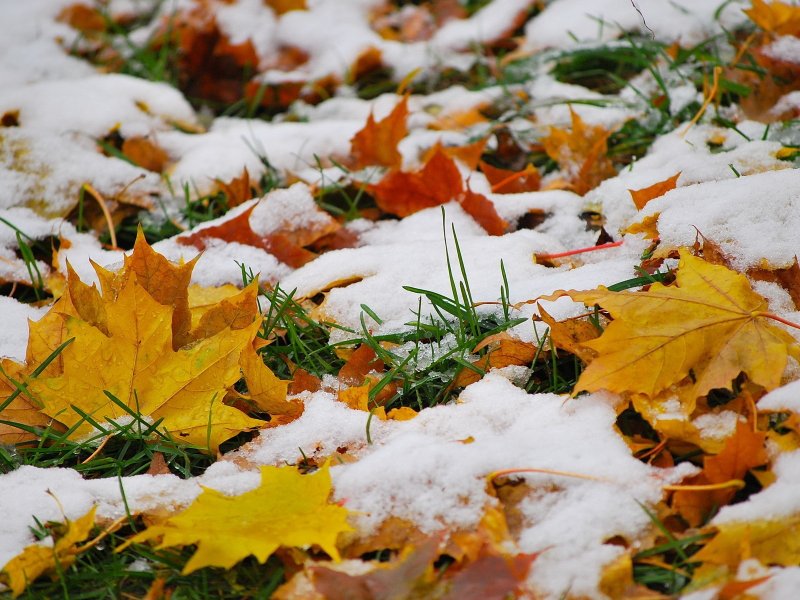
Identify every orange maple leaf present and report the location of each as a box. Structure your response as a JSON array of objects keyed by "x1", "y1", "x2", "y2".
[
  {"x1": 479, "y1": 160, "x2": 541, "y2": 194},
  {"x1": 350, "y1": 96, "x2": 409, "y2": 170},
  {"x1": 541, "y1": 108, "x2": 616, "y2": 195},
  {"x1": 369, "y1": 149, "x2": 507, "y2": 234},
  {"x1": 672, "y1": 420, "x2": 768, "y2": 526},
  {"x1": 628, "y1": 172, "x2": 681, "y2": 210},
  {"x1": 178, "y1": 201, "x2": 338, "y2": 268}
]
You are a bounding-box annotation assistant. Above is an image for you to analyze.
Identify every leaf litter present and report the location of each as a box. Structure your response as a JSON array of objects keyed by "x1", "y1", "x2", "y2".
[{"x1": 3, "y1": 0, "x2": 800, "y2": 598}]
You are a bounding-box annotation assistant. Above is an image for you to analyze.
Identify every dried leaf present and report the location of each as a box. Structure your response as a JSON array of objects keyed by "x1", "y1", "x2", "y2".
[
  {"x1": 557, "y1": 249, "x2": 800, "y2": 400},
  {"x1": 350, "y1": 97, "x2": 409, "y2": 170},
  {"x1": 24, "y1": 236, "x2": 271, "y2": 452},
  {"x1": 0, "y1": 507, "x2": 97, "y2": 597},
  {"x1": 672, "y1": 421, "x2": 768, "y2": 526},
  {"x1": 240, "y1": 345, "x2": 301, "y2": 418},
  {"x1": 744, "y1": 0, "x2": 800, "y2": 35},
  {"x1": 536, "y1": 304, "x2": 599, "y2": 363},
  {"x1": 124, "y1": 462, "x2": 352, "y2": 574},
  {"x1": 479, "y1": 160, "x2": 541, "y2": 194},
  {"x1": 695, "y1": 513, "x2": 800, "y2": 568},
  {"x1": 541, "y1": 108, "x2": 616, "y2": 195},
  {"x1": 121, "y1": 137, "x2": 169, "y2": 173},
  {"x1": 266, "y1": 0, "x2": 307, "y2": 15},
  {"x1": 628, "y1": 172, "x2": 681, "y2": 210}
]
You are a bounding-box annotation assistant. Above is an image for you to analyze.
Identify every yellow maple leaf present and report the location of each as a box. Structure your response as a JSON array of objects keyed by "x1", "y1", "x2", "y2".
[
  {"x1": 695, "y1": 514, "x2": 800, "y2": 568},
  {"x1": 0, "y1": 506, "x2": 96, "y2": 597},
  {"x1": 557, "y1": 249, "x2": 800, "y2": 400},
  {"x1": 123, "y1": 462, "x2": 352, "y2": 574},
  {"x1": 744, "y1": 0, "x2": 800, "y2": 36},
  {"x1": 20, "y1": 235, "x2": 271, "y2": 453},
  {"x1": 541, "y1": 108, "x2": 616, "y2": 196}
]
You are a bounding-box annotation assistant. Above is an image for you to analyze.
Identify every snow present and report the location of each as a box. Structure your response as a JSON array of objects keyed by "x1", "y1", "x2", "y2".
[{"x1": 2, "y1": 0, "x2": 800, "y2": 597}]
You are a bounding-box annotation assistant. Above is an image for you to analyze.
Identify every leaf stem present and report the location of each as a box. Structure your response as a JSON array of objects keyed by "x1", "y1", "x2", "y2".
[
  {"x1": 489, "y1": 467, "x2": 606, "y2": 482},
  {"x1": 664, "y1": 479, "x2": 744, "y2": 492},
  {"x1": 758, "y1": 312, "x2": 800, "y2": 331},
  {"x1": 535, "y1": 240, "x2": 623, "y2": 261}
]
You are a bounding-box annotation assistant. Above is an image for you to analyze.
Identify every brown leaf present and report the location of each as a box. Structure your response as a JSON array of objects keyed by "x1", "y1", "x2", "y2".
[
  {"x1": 339, "y1": 345, "x2": 384, "y2": 386},
  {"x1": 628, "y1": 172, "x2": 681, "y2": 211},
  {"x1": 266, "y1": 0, "x2": 307, "y2": 15},
  {"x1": 215, "y1": 168, "x2": 259, "y2": 208},
  {"x1": 350, "y1": 97, "x2": 409, "y2": 170},
  {"x1": 749, "y1": 257, "x2": 800, "y2": 310}
]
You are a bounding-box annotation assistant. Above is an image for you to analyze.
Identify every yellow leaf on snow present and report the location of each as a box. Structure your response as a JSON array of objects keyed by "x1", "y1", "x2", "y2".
[
  {"x1": 557, "y1": 249, "x2": 800, "y2": 400},
  {"x1": 0, "y1": 506, "x2": 97, "y2": 597},
  {"x1": 124, "y1": 462, "x2": 352, "y2": 574}
]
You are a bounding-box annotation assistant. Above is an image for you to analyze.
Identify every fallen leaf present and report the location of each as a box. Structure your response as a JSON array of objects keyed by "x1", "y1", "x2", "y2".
[
  {"x1": 239, "y1": 345, "x2": 301, "y2": 418},
  {"x1": 215, "y1": 167, "x2": 259, "y2": 208},
  {"x1": 178, "y1": 203, "x2": 317, "y2": 268},
  {"x1": 628, "y1": 172, "x2": 681, "y2": 210},
  {"x1": 350, "y1": 97, "x2": 409, "y2": 170},
  {"x1": 541, "y1": 108, "x2": 616, "y2": 195},
  {"x1": 369, "y1": 149, "x2": 506, "y2": 234},
  {"x1": 123, "y1": 462, "x2": 352, "y2": 574},
  {"x1": 453, "y1": 333, "x2": 536, "y2": 387},
  {"x1": 369, "y1": 148, "x2": 462, "y2": 217},
  {"x1": 0, "y1": 359, "x2": 52, "y2": 446},
  {"x1": 310, "y1": 537, "x2": 440, "y2": 600},
  {"x1": 266, "y1": 0, "x2": 307, "y2": 15},
  {"x1": 672, "y1": 420, "x2": 768, "y2": 526},
  {"x1": 121, "y1": 137, "x2": 169, "y2": 173},
  {"x1": 479, "y1": 160, "x2": 541, "y2": 194},
  {"x1": 744, "y1": 0, "x2": 800, "y2": 36},
  {"x1": 536, "y1": 304, "x2": 599, "y2": 363},
  {"x1": 24, "y1": 236, "x2": 269, "y2": 452},
  {"x1": 556, "y1": 249, "x2": 800, "y2": 400},
  {"x1": 0, "y1": 506, "x2": 97, "y2": 597},
  {"x1": 694, "y1": 513, "x2": 800, "y2": 568}
]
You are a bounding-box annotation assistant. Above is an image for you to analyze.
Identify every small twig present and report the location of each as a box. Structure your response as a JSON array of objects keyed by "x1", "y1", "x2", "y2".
[
  {"x1": 73, "y1": 515, "x2": 127, "y2": 554},
  {"x1": 630, "y1": 0, "x2": 655, "y2": 40},
  {"x1": 81, "y1": 435, "x2": 113, "y2": 464}
]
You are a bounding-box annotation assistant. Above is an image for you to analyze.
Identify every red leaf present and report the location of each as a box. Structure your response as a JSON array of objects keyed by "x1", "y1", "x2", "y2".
[{"x1": 350, "y1": 97, "x2": 409, "y2": 169}]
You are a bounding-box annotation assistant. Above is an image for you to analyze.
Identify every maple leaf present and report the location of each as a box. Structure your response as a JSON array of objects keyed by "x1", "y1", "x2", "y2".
[
  {"x1": 672, "y1": 420, "x2": 768, "y2": 526},
  {"x1": 744, "y1": 0, "x2": 800, "y2": 36},
  {"x1": 120, "y1": 137, "x2": 169, "y2": 173},
  {"x1": 541, "y1": 108, "x2": 616, "y2": 195},
  {"x1": 556, "y1": 249, "x2": 800, "y2": 400},
  {"x1": 0, "y1": 506, "x2": 96, "y2": 597},
  {"x1": 453, "y1": 333, "x2": 537, "y2": 388},
  {"x1": 178, "y1": 194, "x2": 339, "y2": 268},
  {"x1": 628, "y1": 172, "x2": 681, "y2": 210},
  {"x1": 0, "y1": 359, "x2": 52, "y2": 445},
  {"x1": 124, "y1": 462, "x2": 352, "y2": 574},
  {"x1": 694, "y1": 514, "x2": 800, "y2": 568},
  {"x1": 21, "y1": 235, "x2": 274, "y2": 453},
  {"x1": 350, "y1": 96, "x2": 409, "y2": 170},
  {"x1": 369, "y1": 149, "x2": 507, "y2": 234},
  {"x1": 479, "y1": 160, "x2": 541, "y2": 194}
]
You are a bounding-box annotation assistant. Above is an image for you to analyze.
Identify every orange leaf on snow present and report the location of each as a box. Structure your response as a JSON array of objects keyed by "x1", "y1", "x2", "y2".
[
  {"x1": 453, "y1": 333, "x2": 537, "y2": 388},
  {"x1": 178, "y1": 204, "x2": 317, "y2": 268},
  {"x1": 423, "y1": 138, "x2": 489, "y2": 170},
  {"x1": 628, "y1": 172, "x2": 681, "y2": 210},
  {"x1": 350, "y1": 96, "x2": 409, "y2": 169},
  {"x1": 370, "y1": 149, "x2": 506, "y2": 234},
  {"x1": 541, "y1": 108, "x2": 616, "y2": 195},
  {"x1": 479, "y1": 160, "x2": 541, "y2": 194}
]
